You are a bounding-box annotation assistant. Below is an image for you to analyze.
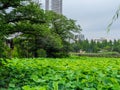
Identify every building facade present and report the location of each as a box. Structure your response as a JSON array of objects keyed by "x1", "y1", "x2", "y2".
[
  {"x1": 45, "y1": 0, "x2": 50, "y2": 10},
  {"x1": 45, "y1": 0, "x2": 62, "y2": 14}
]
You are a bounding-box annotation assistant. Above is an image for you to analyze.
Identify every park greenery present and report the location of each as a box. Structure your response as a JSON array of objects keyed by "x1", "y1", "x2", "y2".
[
  {"x1": 72, "y1": 39, "x2": 120, "y2": 54},
  {"x1": 1, "y1": 57, "x2": 120, "y2": 90},
  {"x1": 1, "y1": 0, "x2": 120, "y2": 90},
  {"x1": 1, "y1": 0, "x2": 120, "y2": 58},
  {"x1": 0, "y1": 0, "x2": 81, "y2": 58}
]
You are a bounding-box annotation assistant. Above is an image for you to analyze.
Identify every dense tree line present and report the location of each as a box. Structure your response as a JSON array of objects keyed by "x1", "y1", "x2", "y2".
[
  {"x1": 0, "y1": 0, "x2": 81, "y2": 58},
  {"x1": 71, "y1": 39, "x2": 120, "y2": 53}
]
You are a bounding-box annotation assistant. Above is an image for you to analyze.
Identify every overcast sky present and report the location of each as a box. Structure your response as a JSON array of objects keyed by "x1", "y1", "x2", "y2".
[{"x1": 63, "y1": 0, "x2": 120, "y2": 40}]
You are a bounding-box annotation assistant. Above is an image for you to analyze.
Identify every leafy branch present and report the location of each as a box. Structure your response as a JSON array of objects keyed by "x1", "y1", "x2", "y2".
[{"x1": 107, "y1": 5, "x2": 120, "y2": 32}]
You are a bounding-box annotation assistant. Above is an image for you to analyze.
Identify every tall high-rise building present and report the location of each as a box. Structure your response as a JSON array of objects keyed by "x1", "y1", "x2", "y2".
[
  {"x1": 45, "y1": 0, "x2": 62, "y2": 14},
  {"x1": 45, "y1": 0, "x2": 50, "y2": 10},
  {"x1": 51, "y1": 0, "x2": 62, "y2": 14}
]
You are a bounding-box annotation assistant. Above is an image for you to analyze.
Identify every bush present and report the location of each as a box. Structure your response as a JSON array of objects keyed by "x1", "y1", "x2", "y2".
[
  {"x1": 77, "y1": 52, "x2": 120, "y2": 58},
  {"x1": 37, "y1": 49, "x2": 47, "y2": 57}
]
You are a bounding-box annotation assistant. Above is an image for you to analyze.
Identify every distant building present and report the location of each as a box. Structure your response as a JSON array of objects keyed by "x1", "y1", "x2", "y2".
[
  {"x1": 68, "y1": 33, "x2": 85, "y2": 43},
  {"x1": 45, "y1": 0, "x2": 50, "y2": 10},
  {"x1": 94, "y1": 37, "x2": 107, "y2": 42},
  {"x1": 45, "y1": 0, "x2": 62, "y2": 14},
  {"x1": 74, "y1": 34, "x2": 85, "y2": 41}
]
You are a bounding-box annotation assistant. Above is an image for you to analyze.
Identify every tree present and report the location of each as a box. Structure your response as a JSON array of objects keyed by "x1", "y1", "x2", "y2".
[
  {"x1": 0, "y1": 0, "x2": 28, "y2": 10},
  {"x1": 46, "y1": 11, "x2": 81, "y2": 41},
  {"x1": 0, "y1": 1, "x2": 48, "y2": 58},
  {"x1": 0, "y1": 0, "x2": 81, "y2": 58},
  {"x1": 113, "y1": 39, "x2": 120, "y2": 53},
  {"x1": 45, "y1": 11, "x2": 81, "y2": 57}
]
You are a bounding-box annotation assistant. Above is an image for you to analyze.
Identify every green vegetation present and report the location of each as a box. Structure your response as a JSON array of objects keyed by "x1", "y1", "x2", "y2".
[
  {"x1": 1, "y1": 1, "x2": 120, "y2": 90},
  {"x1": 75, "y1": 52, "x2": 120, "y2": 58},
  {"x1": 1, "y1": 57, "x2": 120, "y2": 90},
  {"x1": 1, "y1": 0, "x2": 120, "y2": 58},
  {"x1": 0, "y1": 0, "x2": 81, "y2": 58},
  {"x1": 71, "y1": 39, "x2": 120, "y2": 54}
]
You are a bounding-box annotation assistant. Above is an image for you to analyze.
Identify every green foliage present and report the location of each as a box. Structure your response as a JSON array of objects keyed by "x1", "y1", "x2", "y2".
[
  {"x1": 0, "y1": 0, "x2": 81, "y2": 58},
  {"x1": 12, "y1": 46, "x2": 20, "y2": 58},
  {"x1": 0, "y1": 0, "x2": 28, "y2": 10},
  {"x1": 37, "y1": 49, "x2": 47, "y2": 57},
  {"x1": 46, "y1": 11, "x2": 81, "y2": 42},
  {"x1": 77, "y1": 52, "x2": 120, "y2": 58},
  {"x1": 0, "y1": 39, "x2": 5, "y2": 57},
  {"x1": 1, "y1": 57, "x2": 120, "y2": 89},
  {"x1": 71, "y1": 39, "x2": 120, "y2": 54}
]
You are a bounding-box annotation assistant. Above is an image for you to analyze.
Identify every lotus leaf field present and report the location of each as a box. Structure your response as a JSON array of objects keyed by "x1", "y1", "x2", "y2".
[{"x1": 1, "y1": 57, "x2": 120, "y2": 90}]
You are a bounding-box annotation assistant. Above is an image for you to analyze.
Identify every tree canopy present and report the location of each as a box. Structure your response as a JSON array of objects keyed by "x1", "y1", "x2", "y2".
[{"x1": 0, "y1": 0, "x2": 81, "y2": 58}]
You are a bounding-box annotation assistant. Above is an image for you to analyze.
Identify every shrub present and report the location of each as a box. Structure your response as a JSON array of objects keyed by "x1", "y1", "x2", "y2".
[{"x1": 37, "y1": 49, "x2": 47, "y2": 57}]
